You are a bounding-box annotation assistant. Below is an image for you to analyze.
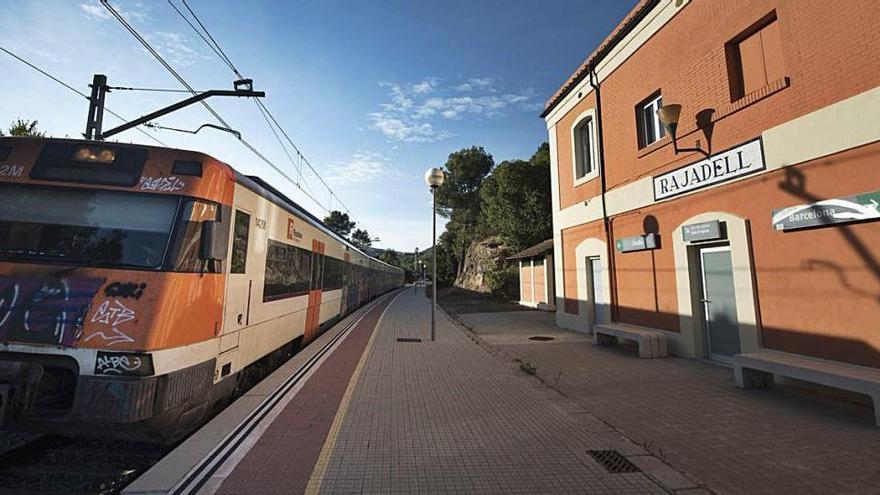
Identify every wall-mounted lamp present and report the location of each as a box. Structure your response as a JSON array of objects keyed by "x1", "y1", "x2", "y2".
[{"x1": 656, "y1": 104, "x2": 710, "y2": 157}]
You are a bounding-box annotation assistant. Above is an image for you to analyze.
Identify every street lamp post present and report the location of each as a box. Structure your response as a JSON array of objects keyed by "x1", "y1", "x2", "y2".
[
  {"x1": 424, "y1": 167, "x2": 445, "y2": 342},
  {"x1": 413, "y1": 247, "x2": 419, "y2": 294}
]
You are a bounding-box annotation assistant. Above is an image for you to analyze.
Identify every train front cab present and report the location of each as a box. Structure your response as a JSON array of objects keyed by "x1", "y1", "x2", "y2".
[{"x1": 0, "y1": 137, "x2": 238, "y2": 441}]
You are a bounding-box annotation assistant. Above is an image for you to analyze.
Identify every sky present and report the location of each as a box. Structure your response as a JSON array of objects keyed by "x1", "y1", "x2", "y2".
[{"x1": 0, "y1": 0, "x2": 636, "y2": 252}]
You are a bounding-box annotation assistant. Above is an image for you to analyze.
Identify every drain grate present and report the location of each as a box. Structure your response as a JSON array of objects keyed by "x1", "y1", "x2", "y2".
[
  {"x1": 586, "y1": 450, "x2": 641, "y2": 474},
  {"x1": 528, "y1": 336, "x2": 555, "y2": 341},
  {"x1": 396, "y1": 337, "x2": 422, "y2": 343}
]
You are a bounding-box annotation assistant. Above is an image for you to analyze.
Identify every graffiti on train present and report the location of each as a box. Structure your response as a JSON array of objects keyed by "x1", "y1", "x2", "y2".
[
  {"x1": 104, "y1": 281, "x2": 147, "y2": 300},
  {"x1": 0, "y1": 276, "x2": 105, "y2": 346},
  {"x1": 94, "y1": 351, "x2": 152, "y2": 376},
  {"x1": 84, "y1": 299, "x2": 136, "y2": 346},
  {"x1": 139, "y1": 175, "x2": 185, "y2": 192}
]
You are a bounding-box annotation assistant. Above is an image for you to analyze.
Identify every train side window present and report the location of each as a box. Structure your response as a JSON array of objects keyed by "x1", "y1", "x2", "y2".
[
  {"x1": 231, "y1": 210, "x2": 250, "y2": 274},
  {"x1": 322, "y1": 256, "x2": 344, "y2": 290},
  {"x1": 263, "y1": 240, "x2": 311, "y2": 300},
  {"x1": 168, "y1": 199, "x2": 226, "y2": 273}
]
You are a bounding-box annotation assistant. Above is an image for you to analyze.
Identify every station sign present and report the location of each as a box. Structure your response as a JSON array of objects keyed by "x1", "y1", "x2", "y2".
[
  {"x1": 616, "y1": 233, "x2": 659, "y2": 253},
  {"x1": 772, "y1": 189, "x2": 880, "y2": 231},
  {"x1": 682, "y1": 220, "x2": 725, "y2": 242},
  {"x1": 653, "y1": 138, "x2": 765, "y2": 200}
]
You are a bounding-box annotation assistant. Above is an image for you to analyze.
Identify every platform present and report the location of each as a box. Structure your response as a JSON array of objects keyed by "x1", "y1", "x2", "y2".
[{"x1": 127, "y1": 288, "x2": 694, "y2": 494}]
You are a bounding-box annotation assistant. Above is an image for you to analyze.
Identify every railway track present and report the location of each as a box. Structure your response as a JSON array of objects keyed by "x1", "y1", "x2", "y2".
[{"x1": 0, "y1": 434, "x2": 166, "y2": 494}]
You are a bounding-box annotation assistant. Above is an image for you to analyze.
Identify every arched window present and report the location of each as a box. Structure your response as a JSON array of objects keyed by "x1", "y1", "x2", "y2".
[{"x1": 572, "y1": 113, "x2": 597, "y2": 182}]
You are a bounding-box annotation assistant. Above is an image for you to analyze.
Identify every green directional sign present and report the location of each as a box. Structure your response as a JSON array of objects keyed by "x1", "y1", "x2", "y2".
[{"x1": 772, "y1": 189, "x2": 880, "y2": 231}]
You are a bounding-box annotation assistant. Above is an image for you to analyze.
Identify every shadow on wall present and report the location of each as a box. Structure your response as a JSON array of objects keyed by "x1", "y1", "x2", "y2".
[{"x1": 778, "y1": 165, "x2": 880, "y2": 306}]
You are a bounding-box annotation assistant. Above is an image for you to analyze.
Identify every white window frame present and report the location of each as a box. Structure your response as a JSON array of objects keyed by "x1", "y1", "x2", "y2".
[
  {"x1": 639, "y1": 93, "x2": 665, "y2": 148},
  {"x1": 570, "y1": 109, "x2": 600, "y2": 186}
]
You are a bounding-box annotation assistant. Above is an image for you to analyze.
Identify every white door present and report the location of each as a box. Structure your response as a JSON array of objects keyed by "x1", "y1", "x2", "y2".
[{"x1": 223, "y1": 208, "x2": 254, "y2": 335}]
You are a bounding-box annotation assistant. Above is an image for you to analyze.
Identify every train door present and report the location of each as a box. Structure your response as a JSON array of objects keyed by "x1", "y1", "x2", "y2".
[
  {"x1": 223, "y1": 208, "x2": 254, "y2": 338},
  {"x1": 304, "y1": 239, "x2": 325, "y2": 343}
]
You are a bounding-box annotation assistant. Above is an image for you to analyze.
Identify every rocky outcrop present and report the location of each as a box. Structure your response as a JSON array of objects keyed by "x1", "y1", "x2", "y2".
[{"x1": 454, "y1": 236, "x2": 510, "y2": 292}]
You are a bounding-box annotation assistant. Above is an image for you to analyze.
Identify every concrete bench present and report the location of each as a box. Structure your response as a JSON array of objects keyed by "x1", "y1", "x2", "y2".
[
  {"x1": 734, "y1": 349, "x2": 880, "y2": 427},
  {"x1": 593, "y1": 323, "x2": 668, "y2": 359}
]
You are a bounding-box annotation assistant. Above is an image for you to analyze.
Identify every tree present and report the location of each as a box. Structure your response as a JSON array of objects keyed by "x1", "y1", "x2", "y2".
[
  {"x1": 480, "y1": 143, "x2": 552, "y2": 251},
  {"x1": 323, "y1": 210, "x2": 356, "y2": 239},
  {"x1": 377, "y1": 249, "x2": 401, "y2": 267},
  {"x1": 350, "y1": 228, "x2": 372, "y2": 249},
  {"x1": 1, "y1": 119, "x2": 46, "y2": 137},
  {"x1": 434, "y1": 146, "x2": 495, "y2": 278}
]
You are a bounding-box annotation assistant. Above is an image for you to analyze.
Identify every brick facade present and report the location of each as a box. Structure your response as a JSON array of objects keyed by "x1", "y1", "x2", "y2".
[{"x1": 546, "y1": 0, "x2": 880, "y2": 366}]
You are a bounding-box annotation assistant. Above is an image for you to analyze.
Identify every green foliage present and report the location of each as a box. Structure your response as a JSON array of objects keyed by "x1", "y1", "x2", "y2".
[
  {"x1": 427, "y1": 142, "x2": 551, "y2": 289},
  {"x1": 433, "y1": 146, "x2": 495, "y2": 279},
  {"x1": 480, "y1": 143, "x2": 552, "y2": 251},
  {"x1": 323, "y1": 210, "x2": 356, "y2": 239},
  {"x1": 350, "y1": 228, "x2": 372, "y2": 249},
  {"x1": 377, "y1": 248, "x2": 401, "y2": 267},
  {"x1": 2, "y1": 119, "x2": 45, "y2": 137},
  {"x1": 483, "y1": 266, "x2": 518, "y2": 298},
  {"x1": 435, "y1": 146, "x2": 494, "y2": 221}
]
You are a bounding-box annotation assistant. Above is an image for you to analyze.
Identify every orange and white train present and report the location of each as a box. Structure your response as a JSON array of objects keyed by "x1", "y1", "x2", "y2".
[{"x1": 0, "y1": 137, "x2": 403, "y2": 442}]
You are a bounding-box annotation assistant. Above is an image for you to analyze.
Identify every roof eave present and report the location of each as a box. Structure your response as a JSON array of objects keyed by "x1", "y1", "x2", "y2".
[{"x1": 540, "y1": 0, "x2": 661, "y2": 120}]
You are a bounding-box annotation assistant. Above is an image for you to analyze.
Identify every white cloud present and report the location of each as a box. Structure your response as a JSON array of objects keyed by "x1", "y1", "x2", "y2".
[
  {"x1": 411, "y1": 78, "x2": 437, "y2": 94},
  {"x1": 368, "y1": 77, "x2": 536, "y2": 142},
  {"x1": 454, "y1": 77, "x2": 494, "y2": 92},
  {"x1": 80, "y1": 3, "x2": 111, "y2": 20},
  {"x1": 145, "y1": 31, "x2": 210, "y2": 67},
  {"x1": 325, "y1": 151, "x2": 405, "y2": 184},
  {"x1": 79, "y1": 2, "x2": 148, "y2": 23},
  {"x1": 79, "y1": 2, "x2": 205, "y2": 67}
]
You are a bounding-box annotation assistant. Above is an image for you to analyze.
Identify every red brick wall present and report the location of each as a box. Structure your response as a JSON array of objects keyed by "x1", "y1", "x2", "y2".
[
  {"x1": 561, "y1": 221, "x2": 605, "y2": 314},
  {"x1": 595, "y1": 0, "x2": 880, "y2": 191},
  {"x1": 555, "y1": 91, "x2": 601, "y2": 210},
  {"x1": 552, "y1": 0, "x2": 880, "y2": 365},
  {"x1": 560, "y1": 142, "x2": 880, "y2": 364}
]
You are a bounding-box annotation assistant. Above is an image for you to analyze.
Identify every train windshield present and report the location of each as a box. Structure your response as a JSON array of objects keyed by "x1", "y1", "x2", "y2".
[{"x1": 0, "y1": 185, "x2": 179, "y2": 269}]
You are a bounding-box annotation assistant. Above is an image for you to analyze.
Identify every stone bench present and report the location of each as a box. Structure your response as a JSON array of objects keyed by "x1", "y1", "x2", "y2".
[
  {"x1": 593, "y1": 323, "x2": 668, "y2": 359},
  {"x1": 734, "y1": 349, "x2": 880, "y2": 427}
]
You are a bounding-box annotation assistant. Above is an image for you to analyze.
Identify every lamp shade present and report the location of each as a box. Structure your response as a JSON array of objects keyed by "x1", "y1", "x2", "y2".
[
  {"x1": 425, "y1": 167, "x2": 445, "y2": 187},
  {"x1": 656, "y1": 104, "x2": 682, "y2": 132}
]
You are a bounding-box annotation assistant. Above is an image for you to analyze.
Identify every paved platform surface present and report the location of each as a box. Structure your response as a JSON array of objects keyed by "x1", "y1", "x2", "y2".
[
  {"x1": 313, "y1": 290, "x2": 694, "y2": 495},
  {"x1": 214, "y1": 289, "x2": 702, "y2": 494},
  {"x1": 457, "y1": 310, "x2": 880, "y2": 495}
]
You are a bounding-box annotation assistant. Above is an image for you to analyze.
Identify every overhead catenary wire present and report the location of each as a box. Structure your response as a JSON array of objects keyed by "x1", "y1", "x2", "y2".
[
  {"x1": 168, "y1": 0, "x2": 357, "y2": 220},
  {"x1": 100, "y1": 0, "x2": 333, "y2": 213},
  {"x1": 100, "y1": 0, "x2": 230, "y2": 129},
  {"x1": 0, "y1": 44, "x2": 168, "y2": 146}
]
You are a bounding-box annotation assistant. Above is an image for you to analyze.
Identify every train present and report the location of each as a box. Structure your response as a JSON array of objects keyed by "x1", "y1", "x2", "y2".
[{"x1": 0, "y1": 136, "x2": 404, "y2": 442}]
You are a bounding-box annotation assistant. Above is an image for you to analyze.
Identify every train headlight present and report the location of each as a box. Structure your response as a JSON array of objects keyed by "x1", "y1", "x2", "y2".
[{"x1": 72, "y1": 145, "x2": 117, "y2": 164}]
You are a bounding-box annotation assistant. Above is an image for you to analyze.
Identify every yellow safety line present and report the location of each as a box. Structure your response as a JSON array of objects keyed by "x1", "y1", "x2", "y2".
[{"x1": 304, "y1": 290, "x2": 403, "y2": 495}]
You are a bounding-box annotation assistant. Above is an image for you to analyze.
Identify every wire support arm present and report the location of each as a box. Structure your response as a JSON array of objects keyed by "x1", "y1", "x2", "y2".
[{"x1": 99, "y1": 89, "x2": 264, "y2": 140}]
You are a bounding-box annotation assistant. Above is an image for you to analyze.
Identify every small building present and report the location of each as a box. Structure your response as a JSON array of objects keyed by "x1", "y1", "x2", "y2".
[
  {"x1": 541, "y1": 0, "x2": 880, "y2": 366},
  {"x1": 508, "y1": 239, "x2": 555, "y2": 310}
]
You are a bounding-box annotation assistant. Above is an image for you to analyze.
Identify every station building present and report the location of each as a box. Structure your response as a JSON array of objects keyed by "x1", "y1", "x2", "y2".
[
  {"x1": 508, "y1": 239, "x2": 555, "y2": 310},
  {"x1": 542, "y1": 0, "x2": 880, "y2": 366}
]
